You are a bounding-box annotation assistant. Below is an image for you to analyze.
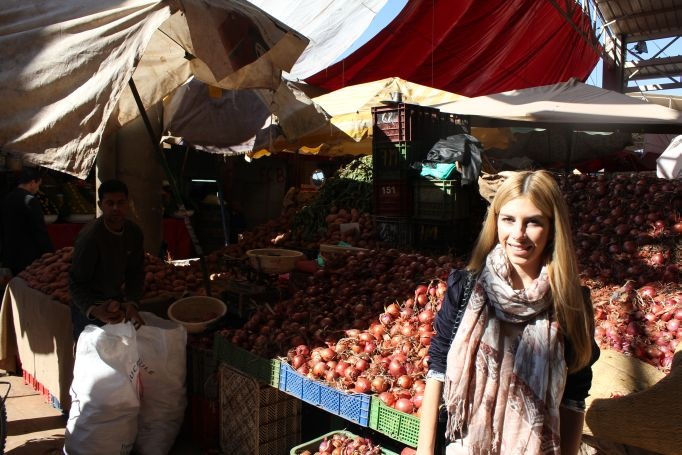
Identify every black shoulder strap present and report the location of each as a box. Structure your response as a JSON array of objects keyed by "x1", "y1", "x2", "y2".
[{"x1": 449, "y1": 270, "x2": 476, "y2": 343}]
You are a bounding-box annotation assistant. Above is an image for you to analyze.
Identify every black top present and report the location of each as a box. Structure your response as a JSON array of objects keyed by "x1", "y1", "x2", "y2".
[
  {"x1": 428, "y1": 269, "x2": 600, "y2": 404},
  {"x1": 69, "y1": 217, "x2": 145, "y2": 315},
  {"x1": 1, "y1": 187, "x2": 54, "y2": 275}
]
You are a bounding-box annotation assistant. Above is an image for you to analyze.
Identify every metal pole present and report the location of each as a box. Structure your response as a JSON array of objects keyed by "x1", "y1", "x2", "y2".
[
  {"x1": 127, "y1": 78, "x2": 212, "y2": 296},
  {"x1": 216, "y1": 175, "x2": 230, "y2": 246}
]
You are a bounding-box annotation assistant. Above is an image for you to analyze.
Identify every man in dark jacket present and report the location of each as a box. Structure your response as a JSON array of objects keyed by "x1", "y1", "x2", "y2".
[
  {"x1": 69, "y1": 179, "x2": 145, "y2": 340},
  {"x1": 1, "y1": 167, "x2": 54, "y2": 275}
]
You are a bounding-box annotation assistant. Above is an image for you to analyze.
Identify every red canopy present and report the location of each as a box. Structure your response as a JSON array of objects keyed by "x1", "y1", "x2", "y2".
[{"x1": 306, "y1": 0, "x2": 599, "y2": 97}]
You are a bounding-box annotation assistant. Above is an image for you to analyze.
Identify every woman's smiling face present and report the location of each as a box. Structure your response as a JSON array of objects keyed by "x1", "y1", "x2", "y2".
[{"x1": 497, "y1": 196, "x2": 551, "y2": 282}]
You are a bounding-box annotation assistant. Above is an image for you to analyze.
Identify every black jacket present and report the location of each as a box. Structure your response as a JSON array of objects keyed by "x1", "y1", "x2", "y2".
[{"x1": 1, "y1": 187, "x2": 54, "y2": 275}]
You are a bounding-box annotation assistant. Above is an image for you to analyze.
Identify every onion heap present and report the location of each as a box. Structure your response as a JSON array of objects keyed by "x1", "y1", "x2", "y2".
[
  {"x1": 560, "y1": 172, "x2": 680, "y2": 373},
  {"x1": 591, "y1": 281, "x2": 680, "y2": 372},
  {"x1": 220, "y1": 250, "x2": 460, "y2": 360},
  {"x1": 297, "y1": 432, "x2": 384, "y2": 455},
  {"x1": 285, "y1": 281, "x2": 445, "y2": 416}
]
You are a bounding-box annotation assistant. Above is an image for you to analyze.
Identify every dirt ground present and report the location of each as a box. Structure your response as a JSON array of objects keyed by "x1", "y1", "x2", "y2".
[{"x1": 1, "y1": 373, "x2": 203, "y2": 454}]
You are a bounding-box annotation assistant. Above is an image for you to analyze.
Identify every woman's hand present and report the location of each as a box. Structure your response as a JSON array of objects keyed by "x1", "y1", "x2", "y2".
[
  {"x1": 560, "y1": 405, "x2": 585, "y2": 455},
  {"x1": 416, "y1": 377, "x2": 444, "y2": 455}
]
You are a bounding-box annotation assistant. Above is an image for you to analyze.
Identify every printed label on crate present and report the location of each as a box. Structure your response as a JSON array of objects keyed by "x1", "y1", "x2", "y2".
[
  {"x1": 380, "y1": 184, "x2": 400, "y2": 198},
  {"x1": 376, "y1": 111, "x2": 400, "y2": 127},
  {"x1": 374, "y1": 180, "x2": 412, "y2": 217}
]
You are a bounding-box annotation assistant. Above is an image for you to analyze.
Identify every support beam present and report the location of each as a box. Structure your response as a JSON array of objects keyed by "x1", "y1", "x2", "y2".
[{"x1": 624, "y1": 81, "x2": 682, "y2": 92}]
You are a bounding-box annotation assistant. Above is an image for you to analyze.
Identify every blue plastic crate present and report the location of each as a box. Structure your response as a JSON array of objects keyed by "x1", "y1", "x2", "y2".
[
  {"x1": 279, "y1": 363, "x2": 370, "y2": 426},
  {"x1": 280, "y1": 362, "x2": 305, "y2": 399}
]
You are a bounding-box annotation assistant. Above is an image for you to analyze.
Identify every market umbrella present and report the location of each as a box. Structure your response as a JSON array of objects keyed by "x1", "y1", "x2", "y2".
[{"x1": 1, "y1": 0, "x2": 309, "y2": 179}]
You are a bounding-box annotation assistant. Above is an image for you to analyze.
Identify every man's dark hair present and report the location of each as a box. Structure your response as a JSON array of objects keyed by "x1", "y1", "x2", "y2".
[
  {"x1": 98, "y1": 179, "x2": 129, "y2": 200},
  {"x1": 16, "y1": 167, "x2": 41, "y2": 184}
]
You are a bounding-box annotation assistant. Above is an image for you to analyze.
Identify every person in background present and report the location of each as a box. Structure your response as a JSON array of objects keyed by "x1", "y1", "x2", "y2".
[
  {"x1": 69, "y1": 179, "x2": 145, "y2": 340},
  {"x1": 417, "y1": 170, "x2": 599, "y2": 455},
  {"x1": 1, "y1": 167, "x2": 54, "y2": 275}
]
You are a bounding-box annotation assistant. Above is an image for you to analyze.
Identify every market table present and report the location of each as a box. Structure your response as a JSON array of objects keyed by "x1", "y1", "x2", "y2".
[
  {"x1": 46, "y1": 218, "x2": 194, "y2": 259},
  {"x1": 0, "y1": 277, "x2": 74, "y2": 410}
]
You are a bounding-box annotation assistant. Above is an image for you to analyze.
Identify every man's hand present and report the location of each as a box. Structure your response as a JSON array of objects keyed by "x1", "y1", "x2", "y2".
[
  {"x1": 122, "y1": 301, "x2": 145, "y2": 330},
  {"x1": 90, "y1": 300, "x2": 124, "y2": 324}
]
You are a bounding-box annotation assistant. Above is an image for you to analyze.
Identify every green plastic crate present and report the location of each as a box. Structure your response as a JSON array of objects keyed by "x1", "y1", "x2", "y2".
[
  {"x1": 372, "y1": 141, "x2": 426, "y2": 180},
  {"x1": 289, "y1": 430, "x2": 399, "y2": 455},
  {"x1": 369, "y1": 395, "x2": 420, "y2": 448},
  {"x1": 413, "y1": 179, "x2": 470, "y2": 221},
  {"x1": 214, "y1": 333, "x2": 280, "y2": 387}
]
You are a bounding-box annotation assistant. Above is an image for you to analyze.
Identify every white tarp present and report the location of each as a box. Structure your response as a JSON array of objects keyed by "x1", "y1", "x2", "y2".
[
  {"x1": 438, "y1": 79, "x2": 682, "y2": 132},
  {"x1": 657, "y1": 135, "x2": 682, "y2": 179},
  {"x1": 250, "y1": 0, "x2": 388, "y2": 80},
  {"x1": 1, "y1": 0, "x2": 308, "y2": 179}
]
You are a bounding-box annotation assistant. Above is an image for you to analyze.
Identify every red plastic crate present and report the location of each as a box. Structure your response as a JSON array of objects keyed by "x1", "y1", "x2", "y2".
[
  {"x1": 22, "y1": 370, "x2": 63, "y2": 411},
  {"x1": 374, "y1": 179, "x2": 412, "y2": 217},
  {"x1": 372, "y1": 104, "x2": 440, "y2": 144}
]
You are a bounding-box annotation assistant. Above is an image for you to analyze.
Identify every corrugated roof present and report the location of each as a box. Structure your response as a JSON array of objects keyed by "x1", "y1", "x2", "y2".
[
  {"x1": 594, "y1": 0, "x2": 682, "y2": 91},
  {"x1": 595, "y1": 0, "x2": 682, "y2": 42}
]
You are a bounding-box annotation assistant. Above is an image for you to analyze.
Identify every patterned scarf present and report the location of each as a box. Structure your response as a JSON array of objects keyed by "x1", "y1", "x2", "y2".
[{"x1": 443, "y1": 244, "x2": 567, "y2": 454}]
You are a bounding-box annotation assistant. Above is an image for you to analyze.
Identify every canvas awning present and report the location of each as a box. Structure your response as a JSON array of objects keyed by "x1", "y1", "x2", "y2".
[
  {"x1": 247, "y1": 77, "x2": 466, "y2": 158},
  {"x1": 1, "y1": 0, "x2": 309, "y2": 179},
  {"x1": 438, "y1": 79, "x2": 682, "y2": 134},
  {"x1": 161, "y1": 76, "x2": 464, "y2": 158}
]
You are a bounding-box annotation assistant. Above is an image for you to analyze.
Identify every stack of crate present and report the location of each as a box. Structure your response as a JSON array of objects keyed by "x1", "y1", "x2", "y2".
[
  {"x1": 219, "y1": 364, "x2": 301, "y2": 454},
  {"x1": 412, "y1": 112, "x2": 472, "y2": 250},
  {"x1": 371, "y1": 103, "x2": 441, "y2": 247}
]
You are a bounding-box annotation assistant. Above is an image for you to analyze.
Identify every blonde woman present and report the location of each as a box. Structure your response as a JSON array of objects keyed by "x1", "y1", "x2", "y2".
[{"x1": 417, "y1": 170, "x2": 599, "y2": 455}]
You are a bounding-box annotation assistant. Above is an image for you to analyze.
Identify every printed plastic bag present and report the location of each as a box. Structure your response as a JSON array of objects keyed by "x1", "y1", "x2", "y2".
[
  {"x1": 426, "y1": 134, "x2": 483, "y2": 185},
  {"x1": 64, "y1": 323, "x2": 140, "y2": 455},
  {"x1": 134, "y1": 312, "x2": 187, "y2": 455}
]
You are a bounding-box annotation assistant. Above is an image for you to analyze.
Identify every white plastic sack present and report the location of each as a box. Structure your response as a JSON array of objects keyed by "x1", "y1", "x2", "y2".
[
  {"x1": 64, "y1": 323, "x2": 140, "y2": 455},
  {"x1": 134, "y1": 312, "x2": 187, "y2": 455}
]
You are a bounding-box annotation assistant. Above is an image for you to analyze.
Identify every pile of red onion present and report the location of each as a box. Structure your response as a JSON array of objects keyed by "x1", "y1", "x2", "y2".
[
  {"x1": 560, "y1": 172, "x2": 680, "y2": 373},
  {"x1": 284, "y1": 281, "x2": 446, "y2": 416},
  {"x1": 298, "y1": 432, "x2": 383, "y2": 455},
  {"x1": 219, "y1": 250, "x2": 459, "y2": 360}
]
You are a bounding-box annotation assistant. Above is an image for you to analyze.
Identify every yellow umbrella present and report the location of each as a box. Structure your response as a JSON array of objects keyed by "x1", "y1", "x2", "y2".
[{"x1": 250, "y1": 77, "x2": 466, "y2": 158}]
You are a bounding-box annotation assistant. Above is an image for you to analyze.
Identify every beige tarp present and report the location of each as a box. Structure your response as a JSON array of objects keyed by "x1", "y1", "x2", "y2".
[
  {"x1": 438, "y1": 79, "x2": 682, "y2": 132},
  {"x1": 162, "y1": 77, "x2": 329, "y2": 155},
  {"x1": 1, "y1": 0, "x2": 308, "y2": 178}
]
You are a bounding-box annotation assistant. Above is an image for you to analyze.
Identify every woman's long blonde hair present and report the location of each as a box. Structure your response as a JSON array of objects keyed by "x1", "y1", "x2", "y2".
[{"x1": 467, "y1": 170, "x2": 593, "y2": 372}]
